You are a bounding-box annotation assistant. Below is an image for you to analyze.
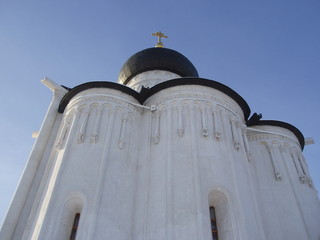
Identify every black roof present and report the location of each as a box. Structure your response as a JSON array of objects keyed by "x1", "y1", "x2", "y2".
[
  {"x1": 58, "y1": 46, "x2": 305, "y2": 150},
  {"x1": 118, "y1": 48, "x2": 199, "y2": 85},
  {"x1": 59, "y1": 78, "x2": 250, "y2": 120},
  {"x1": 58, "y1": 80, "x2": 305, "y2": 150}
]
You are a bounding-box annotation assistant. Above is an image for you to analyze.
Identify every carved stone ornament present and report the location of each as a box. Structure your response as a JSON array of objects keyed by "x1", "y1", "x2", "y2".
[
  {"x1": 265, "y1": 142, "x2": 282, "y2": 181},
  {"x1": 90, "y1": 108, "x2": 103, "y2": 143},
  {"x1": 200, "y1": 103, "x2": 209, "y2": 137},
  {"x1": 242, "y1": 126, "x2": 251, "y2": 161},
  {"x1": 118, "y1": 113, "x2": 128, "y2": 149},
  {"x1": 153, "y1": 112, "x2": 160, "y2": 144},
  {"x1": 290, "y1": 150, "x2": 306, "y2": 184},
  {"x1": 212, "y1": 108, "x2": 222, "y2": 141},
  {"x1": 177, "y1": 105, "x2": 184, "y2": 137},
  {"x1": 56, "y1": 113, "x2": 74, "y2": 150},
  {"x1": 77, "y1": 110, "x2": 89, "y2": 143},
  {"x1": 230, "y1": 119, "x2": 240, "y2": 150}
]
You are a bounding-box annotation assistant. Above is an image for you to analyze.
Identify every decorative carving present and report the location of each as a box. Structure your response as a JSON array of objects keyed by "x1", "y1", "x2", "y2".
[
  {"x1": 118, "y1": 112, "x2": 128, "y2": 149},
  {"x1": 265, "y1": 142, "x2": 282, "y2": 181},
  {"x1": 144, "y1": 91, "x2": 243, "y2": 121},
  {"x1": 230, "y1": 119, "x2": 240, "y2": 150},
  {"x1": 290, "y1": 150, "x2": 306, "y2": 183},
  {"x1": 242, "y1": 126, "x2": 251, "y2": 160},
  {"x1": 200, "y1": 103, "x2": 209, "y2": 137},
  {"x1": 78, "y1": 110, "x2": 89, "y2": 143},
  {"x1": 280, "y1": 143, "x2": 286, "y2": 153},
  {"x1": 153, "y1": 112, "x2": 160, "y2": 144},
  {"x1": 55, "y1": 118, "x2": 67, "y2": 149},
  {"x1": 299, "y1": 175, "x2": 306, "y2": 183},
  {"x1": 56, "y1": 113, "x2": 74, "y2": 149},
  {"x1": 306, "y1": 176, "x2": 313, "y2": 187},
  {"x1": 65, "y1": 94, "x2": 141, "y2": 116},
  {"x1": 91, "y1": 107, "x2": 103, "y2": 143},
  {"x1": 299, "y1": 154, "x2": 313, "y2": 187},
  {"x1": 212, "y1": 107, "x2": 222, "y2": 141},
  {"x1": 293, "y1": 149, "x2": 313, "y2": 187},
  {"x1": 177, "y1": 105, "x2": 184, "y2": 137},
  {"x1": 247, "y1": 133, "x2": 301, "y2": 151}
]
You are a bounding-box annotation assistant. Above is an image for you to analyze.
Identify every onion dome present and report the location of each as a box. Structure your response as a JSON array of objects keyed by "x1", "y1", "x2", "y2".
[{"x1": 118, "y1": 47, "x2": 199, "y2": 85}]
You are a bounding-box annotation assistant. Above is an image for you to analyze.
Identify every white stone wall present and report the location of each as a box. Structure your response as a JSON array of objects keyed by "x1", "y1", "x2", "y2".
[
  {"x1": 248, "y1": 125, "x2": 320, "y2": 240},
  {"x1": 124, "y1": 70, "x2": 180, "y2": 92},
  {"x1": 2, "y1": 77, "x2": 319, "y2": 240},
  {"x1": 17, "y1": 88, "x2": 142, "y2": 240},
  {"x1": 134, "y1": 85, "x2": 265, "y2": 240}
]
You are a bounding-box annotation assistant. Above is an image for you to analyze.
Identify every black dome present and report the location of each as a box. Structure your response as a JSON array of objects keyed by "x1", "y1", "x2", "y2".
[{"x1": 118, "y1": 48, "x2": 199, "y2": 85}]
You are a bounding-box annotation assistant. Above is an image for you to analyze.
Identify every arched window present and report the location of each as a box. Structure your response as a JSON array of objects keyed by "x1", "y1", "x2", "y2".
[
  {"x1": 208, "y1": 189, "x2": 235, "y2": 239},
  {"x1": 210, "y1": 206, "x2": 219, "y2": 240},
  {"x1": 69, "y1": 213, "x2": 80, "y2": 240}
]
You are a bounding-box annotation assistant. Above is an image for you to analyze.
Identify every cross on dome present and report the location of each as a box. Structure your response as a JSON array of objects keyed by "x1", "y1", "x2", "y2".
[{"x1": 152, "y1": 31, "x2": 168, "y2": 48}]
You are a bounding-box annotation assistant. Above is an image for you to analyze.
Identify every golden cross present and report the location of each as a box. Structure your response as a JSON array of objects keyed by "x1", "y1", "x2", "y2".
[{"x1": 152, "y1": 31, "x2": 168, "y2": 48}]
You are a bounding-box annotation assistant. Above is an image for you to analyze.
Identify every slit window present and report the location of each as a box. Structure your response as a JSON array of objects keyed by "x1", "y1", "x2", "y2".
[
  {"x1": 210, "y1": 206, "x2": 219, "y2": 240},
  {"x1": 69, "y1": 213, "x2": 80, "y2": 240}
]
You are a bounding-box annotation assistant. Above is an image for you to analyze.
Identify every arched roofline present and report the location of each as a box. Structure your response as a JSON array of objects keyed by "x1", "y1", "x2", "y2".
[
  {"x1": 248, "y1": 120, "x2": 305, "y2": 150},
  {"x1": 58, "y1": 81, "x2": 140, "y2": 113},
  {"x1": 59, "y1": 78, "x2": 251, "y2": 121},
  {"x1": 139, "y1": 77, "x2": 251, "y2": 120}
]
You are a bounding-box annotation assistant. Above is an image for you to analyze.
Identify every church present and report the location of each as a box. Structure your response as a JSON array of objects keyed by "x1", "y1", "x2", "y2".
[{"x1": 1, "y1": 32, "x2": 320, "y2": 240}]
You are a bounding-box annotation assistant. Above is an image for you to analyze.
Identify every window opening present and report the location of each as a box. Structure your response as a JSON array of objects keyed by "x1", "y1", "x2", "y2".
[
  {"x1": 210, "y1": 206, "x2": 219, "y2": 240},
  {"x1": 69, "y1": 213, "x2": 80, "y2": 240}
]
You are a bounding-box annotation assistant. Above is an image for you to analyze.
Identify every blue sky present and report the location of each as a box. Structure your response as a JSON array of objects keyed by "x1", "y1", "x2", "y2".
[{"x1": 0, "y1": 0, "x2": 319, "y2": 226}]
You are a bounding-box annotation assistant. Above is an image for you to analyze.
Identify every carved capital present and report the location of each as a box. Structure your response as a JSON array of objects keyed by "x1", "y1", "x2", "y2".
[
  {"x1": 77, "y1": 133, "x2": 84, "y2": 143},
  {"x1": 90, "y1": 134, "x2": 98, "y2": 143},
  {"x1": 178, "y1": 128, "x2": 184, "y2": 137},
  {"x1": 299, "y1": 175, "x2": 306, "y2": 183}
]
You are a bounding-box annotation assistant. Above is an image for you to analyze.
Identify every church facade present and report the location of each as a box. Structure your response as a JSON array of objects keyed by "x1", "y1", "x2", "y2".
[{"x1": 1, "y1": 45, "x2": 319, "y2": 240}]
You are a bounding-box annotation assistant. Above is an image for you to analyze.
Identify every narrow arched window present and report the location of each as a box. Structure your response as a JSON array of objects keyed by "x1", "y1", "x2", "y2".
[
  {"x1": 210, "y1": 206, "x2": 219, "y2": 240},
  {"x1": 69, "y1": 213, "x2": 80, "y2": 240}
]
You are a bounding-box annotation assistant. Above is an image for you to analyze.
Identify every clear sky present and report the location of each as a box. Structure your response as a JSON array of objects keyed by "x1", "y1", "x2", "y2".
[{"x1": 0, "y1": 0, "x2": 319, "y2": 227}]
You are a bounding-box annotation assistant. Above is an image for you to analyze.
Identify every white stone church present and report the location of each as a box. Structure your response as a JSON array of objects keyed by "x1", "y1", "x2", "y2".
[{"x1": 1, "y1": 37, "x2": 320, "y2": 239}]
